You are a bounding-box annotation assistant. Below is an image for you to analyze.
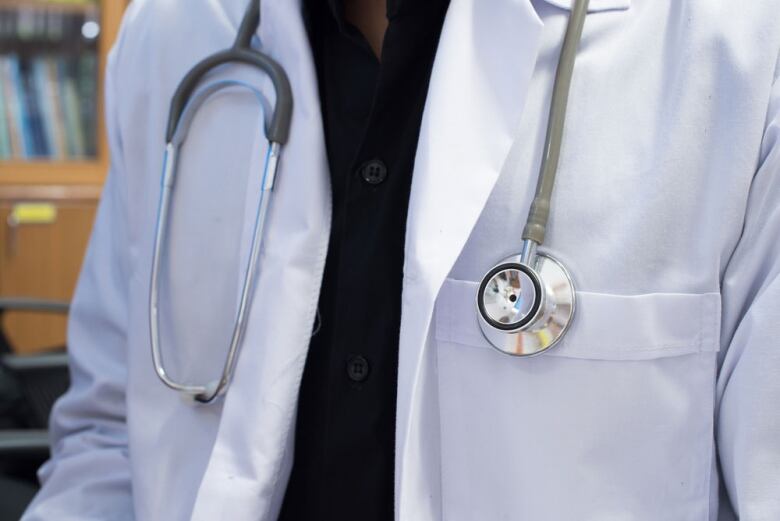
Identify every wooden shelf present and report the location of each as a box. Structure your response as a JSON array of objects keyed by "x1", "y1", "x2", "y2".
[
  {"x1": 0, "y1": 159, "x2": 106, "y2": 185},
  {"x1": 0, "y1": 183, "x2": 101, "y2": 200}
]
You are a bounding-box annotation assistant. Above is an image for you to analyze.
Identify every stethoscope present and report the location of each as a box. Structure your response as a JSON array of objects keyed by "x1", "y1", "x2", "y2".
[
  {"x1": 476, "y1": 0, "x2": 588, "y2": 357},
  {"x1": 149, "y1": 0, "x2": 588, "y2": 403}
]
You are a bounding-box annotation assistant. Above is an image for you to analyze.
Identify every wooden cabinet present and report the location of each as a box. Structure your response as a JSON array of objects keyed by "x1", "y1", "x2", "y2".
[
  {"x1": 0, "y1": 194, "x2": 96, "y2": 352},
  {"x1": 0, "y1": 0, "x2": 128, "y2": 353}
]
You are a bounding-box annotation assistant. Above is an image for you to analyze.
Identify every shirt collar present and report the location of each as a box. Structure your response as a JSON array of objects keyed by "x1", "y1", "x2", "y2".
[{"x1": 325, "y1": 0, "x2": 440, "y2": 24}]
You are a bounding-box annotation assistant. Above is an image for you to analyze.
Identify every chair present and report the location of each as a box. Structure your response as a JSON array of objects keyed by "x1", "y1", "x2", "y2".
[{"x1": 0, "y1": 299, "x2": 70, "y2": 519}]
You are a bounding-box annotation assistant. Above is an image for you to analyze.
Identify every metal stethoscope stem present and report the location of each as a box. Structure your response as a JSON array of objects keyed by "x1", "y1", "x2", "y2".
[{"x1": 150, "y1": 141, "x2": 282, "y2": 403}]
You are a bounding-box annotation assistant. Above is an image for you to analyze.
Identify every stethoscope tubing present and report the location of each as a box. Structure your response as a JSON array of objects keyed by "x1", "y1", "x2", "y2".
[
  {"x1": 149, "y1": 0, "x2": 291, "y2": 403},
  {"x1": 523, "y1": 0, "x2": 589, "y2": 247}
]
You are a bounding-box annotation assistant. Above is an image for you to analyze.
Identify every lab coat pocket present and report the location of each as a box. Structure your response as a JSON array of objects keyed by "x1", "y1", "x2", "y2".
[{"x1": 434, "y1": 278, "x2": 721, "y2": 521}]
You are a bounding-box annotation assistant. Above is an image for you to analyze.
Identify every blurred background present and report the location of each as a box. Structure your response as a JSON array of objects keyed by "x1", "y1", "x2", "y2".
[{"x1": 0, "y1": 0, "x2": 129, "y2": 518}]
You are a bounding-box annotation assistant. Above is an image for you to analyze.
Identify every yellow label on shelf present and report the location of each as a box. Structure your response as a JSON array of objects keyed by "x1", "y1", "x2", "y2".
[{"x1": 10, "y1": 203, "x2": 57, "y2": 225}]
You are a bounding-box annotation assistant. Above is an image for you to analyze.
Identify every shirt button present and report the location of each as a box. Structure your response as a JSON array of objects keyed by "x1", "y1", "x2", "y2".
[
  {"x1": 346, "y1": 355, "x2": 370, "y2": 382},
  {"x1": 358, "y1": 159, "x2": 388, "y2": 185}
]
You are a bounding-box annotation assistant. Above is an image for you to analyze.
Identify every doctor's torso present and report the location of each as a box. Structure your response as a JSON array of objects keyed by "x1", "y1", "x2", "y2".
[{"x1": 33, "y1": 0, "x2": 780, "y2": 520}]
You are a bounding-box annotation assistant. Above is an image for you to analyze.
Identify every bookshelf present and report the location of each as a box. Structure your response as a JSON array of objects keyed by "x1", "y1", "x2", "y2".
[
  {"x1": 0, "y1": 0, "x2": 125, "y2": 189},
  {"x1": 0, "y1": 0, "x2": 127, "y2": 353}
]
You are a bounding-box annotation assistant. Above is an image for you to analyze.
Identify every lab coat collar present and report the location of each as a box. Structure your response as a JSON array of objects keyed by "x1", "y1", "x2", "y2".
[{"x1": 539, "y1": 0, "x2": 631, "y2": 12}]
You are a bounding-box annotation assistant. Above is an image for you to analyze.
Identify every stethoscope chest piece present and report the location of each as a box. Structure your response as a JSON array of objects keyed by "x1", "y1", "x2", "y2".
[{"x1": 476, "y1": 251, "x2": 575, "y2": 356}]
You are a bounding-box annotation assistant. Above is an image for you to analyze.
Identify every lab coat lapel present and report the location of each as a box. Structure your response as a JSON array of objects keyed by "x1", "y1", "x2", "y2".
[
  {"x1": 190, "y1": 1, "x2": 331, "y2": 519},
  {"x1": 395, "y1": 0, "x2": 545, "y2": 516}
]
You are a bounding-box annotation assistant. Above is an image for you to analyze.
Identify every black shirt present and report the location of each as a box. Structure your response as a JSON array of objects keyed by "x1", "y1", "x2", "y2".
[{"x1": 278, "y1": 1, "x2": 449, "y2": 520}]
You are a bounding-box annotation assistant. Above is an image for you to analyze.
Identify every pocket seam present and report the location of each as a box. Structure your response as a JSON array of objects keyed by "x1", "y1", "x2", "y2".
[{"x1": 435, "y1": 278, "x2": 721, "y2": 360}]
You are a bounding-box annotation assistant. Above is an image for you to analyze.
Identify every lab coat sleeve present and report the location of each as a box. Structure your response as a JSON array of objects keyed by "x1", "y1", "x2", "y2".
[
  {"x1": 716, "y1": 58, "x2": 780, "y2": 520},
  {"x1": 22, "y1": 28, "x2": 135, "y2": 521}
]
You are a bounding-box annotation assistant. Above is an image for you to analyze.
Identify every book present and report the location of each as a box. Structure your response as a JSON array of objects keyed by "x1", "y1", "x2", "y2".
[
  {"x1": 0, "y1": 56, "x2": 11, "y2": 159},
  {"x1": 58, "y1": 57, "x2": 84, "y2": 157},
  {"x1": 46, "y1": 57, "x2": 68, "y2": 158},
  {"x1": 6, "y1": 55, "x2": 32, "y2": 157},
  {"x1": 21, "y1": 58, "x2": 49, "y2": 156},
  {"x1": 33, "y1": 56, "x2": 65, "y2": 159},
  {"x1": 1, "y1": 56, "x2": 23, "y2": 157},
  {"x1": 77, "y1": 53, "x2": 96, "y2": 157}
]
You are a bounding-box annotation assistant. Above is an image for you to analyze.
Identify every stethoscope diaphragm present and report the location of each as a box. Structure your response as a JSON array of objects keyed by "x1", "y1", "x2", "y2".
[{"x1": 476, "y1": 251, "x2": 575, "y2": 357}]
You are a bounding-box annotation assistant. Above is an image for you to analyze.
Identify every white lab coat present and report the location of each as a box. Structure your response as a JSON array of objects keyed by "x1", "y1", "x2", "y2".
[{"x1": 22, "y1": 0, "x2": 780, "y2": 519}]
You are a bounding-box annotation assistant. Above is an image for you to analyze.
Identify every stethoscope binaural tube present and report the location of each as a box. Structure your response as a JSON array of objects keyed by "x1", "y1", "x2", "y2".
[
  {"x1": 476, "y1": 0, "x2": 589, "y2": 356},
  {"x1": 149, "y1": 0, "x2": 292, "y2": 403}
]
